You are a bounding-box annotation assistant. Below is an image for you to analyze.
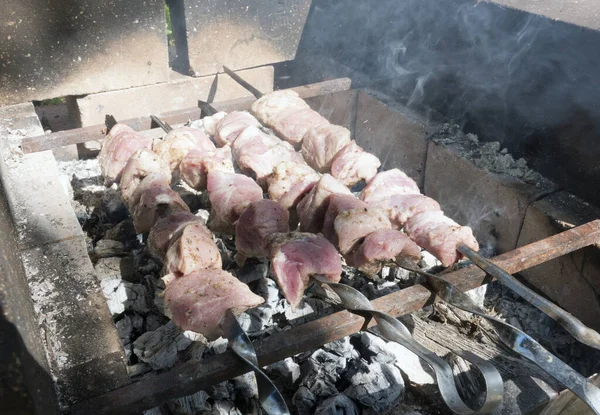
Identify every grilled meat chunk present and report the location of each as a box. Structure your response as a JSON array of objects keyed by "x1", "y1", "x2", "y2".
[
  {"x1": 372, "y1": 194, "x2": 441, "y2": 229},
  {"x1": 153, "y1": 126, "x2": 215, "y2": 173},
  {"x1": 147, "y1": 211, "x2": 199, "y2": 261},
  {"x1": 333, "y1": 207, "x2": 392, "y2": 255},
  {"x1": 180, "y1": 145, "x2": 234, "y2": 191},
  {"x1": 322, "y1": 194, "x2": 369, "y2": 243},
  {"x1": 269, "y1": 107, "x2": 330, "y2": 148},
  {"x1": 164, "y1": 221, "x2": 221, "y2": 277},
  {"x1": 214, "y1": 111, "x2": 261, "y2": 147},
  {"x1": 120, "y1": 149, "x2": 171, "y2": 210},
  {"x1": 330, "y1": 141, "x2": 381, "y2": 187},
  {"x1": 251, "y1": 90, "x2": 310, "y2": 125},
  {"x1": 301, "y1": 124, "x2": 352, "y2": 173},
  {"x1": 360, "y1": 169, "x2": 420, "y2": 204}
]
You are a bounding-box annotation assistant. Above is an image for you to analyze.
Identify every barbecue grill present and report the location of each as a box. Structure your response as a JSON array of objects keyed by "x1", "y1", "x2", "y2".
[{"x1": 2, "y1": 2, "x2": 600, "y2": 415}]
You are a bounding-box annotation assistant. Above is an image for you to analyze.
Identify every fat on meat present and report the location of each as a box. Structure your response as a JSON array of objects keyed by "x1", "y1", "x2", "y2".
[
  {"x1": 269, "y1": 107, "x2": 330, "y2": 148},
  {"x1": 301, "y1": 124, "x2": 352, "y2": 173},
  {"x1": 164, "y1": 221, "x2": 221, "y2": 277},
  {"x1": 214, "y1": 111, "x2": 261, "y2": 147},
  {"x1": 147, "y1": 211, "x2": 199, "y2": 261},
  {"x1": 131, "y1": 173, "x2": 190, "y2": 234},
  {"x1": 153, "y1": 126, "x2": 215, "y2": 173},
  {"x1": 120, "y1": 149, "x2": 172, "y2": 210},
  {"x1": 345, "y1": 230, "x2": 421, "y2": 277},
  {"x1": 164, "y1": 269, "x2": 264, "y2": 341},
  {"x1": 297, "y1": 174, "x2": 352, "y2": 234},
  {"x1": 269, "y1": 232, "x2": 342, "y2": 309},
  {"x1": 360, "y1": 169, "x2": 420, "y2": 204},
  {"x1": 267, "y1": 161, "x2": 321, "y2": 211},
  {"x1": 404, "y1": 210, "x2": 479, "y2": 267},
  {"x1": 372, "y1": 194, "x2": 441, "y2": 229},
  {"x1": 202, "y1": 112, "x2": 227, "y2": 136},
  {"x1": 235, "y1": 200, "x2": 289, "y2": 266},
  {"x1": 98, "y1": 123, "x2": 154, "y2": 186},
  {"x1": 206, "y1": 171, "x2": 263, "y2": 234},
  {"x1": 330, "y1": 141, "x2": 381, "y2": 187},
  {"x1": 179, "y1": 145, "x2": 234, "y2": 191},
  {"x1": 322, "y1": 194, "x2": 368, "y2": 243},
  {"x1": 333, "y1": 207, "x2": 392, "y2": 255},
  {"x1": 251, "y1": 90, "x2": 310, "y2": 125}
]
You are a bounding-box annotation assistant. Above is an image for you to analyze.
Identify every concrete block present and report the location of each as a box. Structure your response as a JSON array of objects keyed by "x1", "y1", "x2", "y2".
[
  {"x1": 21, "y1": 237, "x2": 129, "y2": 406},
  {"x1": 516, "y1": 192, "x2": 600, "y2": 330},
  {"x1": 70, "y1": 67, "x2": 274, "y2": 127},
  {"x1": 0, "y1": 0, "x2": 169, "y2": 105},
  {"x1": 179, "y1": 0, "x2": 311, "y2": 77},
  {"x1": 355, "y1": 90, "x2": 429, "y2": 189},
  {"x1": 424, "y1": 141, "x2": 556, "y2": 253},
  {"x1": 305, "y1": 89, "x2": 357, "y2": 132}
]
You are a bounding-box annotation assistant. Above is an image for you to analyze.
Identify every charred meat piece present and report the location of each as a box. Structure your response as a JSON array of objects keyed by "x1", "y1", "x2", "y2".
[
  {"x1": 333, "y1": 207, "x2": 392, "y2": 255},
  {"x1": 164, "y1": 221, "x2": 221, "y2": 277},
  {"x1": 180, "y1": 145, "x2": 234, "y2": 191},
  {"x1": 164, "y1": 269, "x2": 264, "y2": 341},
  {"x1": 130, "y1": 173, "x2": 189, "y2": 233},
  {"x1": 147, "y1": 211, "x2": 199, "y2": 261},
  {"x1": 251, "y1": 90, "x2": 310, "y2": 125},
  {"x1": 404, "y1": 210, "x2": 479, "y2": 267},
  {"x1": 269, "y1": 107, "x2": 330, "y2": 148},
  {"x1": 297, "y1": 174, "x2": 353, "y2": 234},
  {"x1": 359, "y1": 169, "x2": 420, "y2": 204},
  {"x1": 214, "y1": 111, "x2": 261, "y2": 147},
  {"x1": 202, "y1": 112, "x2": 227, "y2": 137},
  {"x1": 267, "y1": 161, "x2": 321, "y2": 212},
  {"x1": 372, "y1": 194, "x2": 441, "y2": 229},
  {"x1": 345, "y1": 230, "x2": 421, "y2": 277},
  {"x1": 98, "y1": 123, "x2": 154, "y2": 186},
  {"x1": 330, "y1": 141, "x2": 381, "y2": 187},
  {"x1": 233, "y1": 125, "x2": 304, "y2": 188},
  {"x1": 301, "y1": 124, "x2": 352, "y2": 173},
  {"x1": 269, "y1": 232, "x2": 342, "y2": 309},
  {"x1": 206, "y1": 171, "x2": 263, "y2": 234},
  {"x1": 120, "y1": 149, "x2": 171, "y2": 210},
  {"x1": 153, "y1": 126, "x2": 215, "y2": 173},
  {"x1": 322, "y1": 194, "x2": 368, "y2": 243},
  {"x1": 235, "y1": 200, "x2": 289, "y2": 266}
]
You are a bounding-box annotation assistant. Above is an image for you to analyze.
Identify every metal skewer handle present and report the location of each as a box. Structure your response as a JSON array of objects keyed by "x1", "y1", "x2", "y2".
[
  {"x1": 457, "y1": 244, "x2": 600, "y2": 351},
  {"x1": 222, "y1": 66, "x2": 264, "y2": 98},
  {"x1": 150, "y1": 114, "x2": 173, "y2": 133},
  {"x1": 221, "y1": 310, "x2": 290, "y2": 415},
  {"x1": 401, "y1": 265, "x2": 600, "y2": 415},
  {"x1": 313, "y1": 276, "x2": 504, "y2": 415}
]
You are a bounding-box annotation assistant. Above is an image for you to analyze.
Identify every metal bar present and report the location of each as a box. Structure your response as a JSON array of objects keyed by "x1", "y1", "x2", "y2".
[
  {"x1": 70, "y1": 220, "x2": 600, "y2": 415},
  {"x1": 222, "y1": 66, "x2": 264, "y2": 98},
  {"x1": 150, "y1": 115, "x2": 173, "y2": 133},
  {"x1": 198, "y1": 100, "x2": 218, "y2": 116},
  {"x1": 457, "y1": 243, "x2": 600, "y2": 350}
]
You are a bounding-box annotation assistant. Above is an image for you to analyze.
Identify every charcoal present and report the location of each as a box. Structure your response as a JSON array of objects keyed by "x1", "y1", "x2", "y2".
[
  {"x1": 208, "y1": 401, "x2": 242, "y2": 415},
  {"x1": 145, "y1": 313, "x2": 165, "y2": 332},
  {"x1": 203, "y1": 337, "x2": 229, "y2": 357},
  {"x1": 195, "y1": 208, "x2": 211, "y2": 223},
  {"x1": 314, "y1": 394, "x2": 359, "y2": 415},
  {"x1": 293, "y1": 386, "x2": 318, "y2": 415},
  {"x1": 323, "y1": 337, "x2": 355, "y2": 359},
  {"x1": 238, "y1": 306, "x2": 274, "y2": 333},
  {"x1": 236, "y1": 262, "x2": 270, "y2": 285},
  {"x1": 94, "y1": 239, "x2": 126, "y2": 258},
  {"x1": 101, "y1": 278, "x2": 148, "y2": 315},
  {"x1": 208, "y1": 381, "x2": 235, "y2": 401},
  {"x1": 174, "y1": 185, "x2": 203, "y2": 212},
  {"x1": 305, "y1": 349, "x2": 347, "y2": 379},
  {"x1": 383, "y1": 342, "x2": 435, "y2": 386},
  {"x1": 360, "y1": 280, "x2": 400, "y2": 300},
  {"x1": 418, "y1": 251, "x2": 441, "y2": 270},
  {"x1": 232, "y1": 372, "x2": 258, "y2": 399},
  {"x1": 133, "y1": 321, "x2": 193, "y2": 370},
  {"x1": 344, "y1": 361, "x2": 404, "y2": 412},
  {"x1": 94, "y1": 256, "x2": 136, "y2": 282},
  {"x1": 357, "y1": 332, "x2": 395, "y2": 364},
  {"x1": 127, "y1": 362, "x2": 152, "y2": 378},
  {"x1": 116, "y1": 315, "x2": 133, "y2": 344},
  {"x1": 167, "y1": 390, "x2": 211, "y2": 415},
  {"x1": 143, "y1": 408, "x2": 162, "y2": 415},
  {"x1": 284, "y1": 299, "x2": 316, "y2": 323},
  {"x1": 265, "y1": 357, "x2": 301, "y2": 389},
  {"x1": 465, "y1": 284, "x2": 487, "y2": 309}
]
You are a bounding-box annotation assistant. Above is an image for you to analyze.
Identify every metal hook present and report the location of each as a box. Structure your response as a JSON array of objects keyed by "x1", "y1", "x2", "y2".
[{"x1": 313, "y1": 276, "x2": 504, "y2": 414}]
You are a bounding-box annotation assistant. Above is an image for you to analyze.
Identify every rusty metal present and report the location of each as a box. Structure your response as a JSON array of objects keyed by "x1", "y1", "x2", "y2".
[
  {"x1": 69, "y1": 221, "x2": 600, "y2": 415},
  {"x1": 150, "y1": 114, "x2": 173, "y2": 133},
  {"x1": 313, "y1": 276, "x2": 504, "y2": 414},
  {"x1": 222, "y1": 66, "x2": 264, "y2": 98},
  {"x1": 457, "y1": 243, "x2": 600, "y2": 350},
  {"x1": 402, "y1": 265, "x2": 600, "y2": 414}
]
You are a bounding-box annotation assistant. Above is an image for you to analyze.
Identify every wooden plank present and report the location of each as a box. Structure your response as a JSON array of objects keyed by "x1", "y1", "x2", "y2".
[
  {"x1": 70, "y1": 220, "x2": 600, "y2": 415},
  {"x1": 536, "y1": 375, "x2": 600, "y2": 415},
  {"x1": 20, "y1": 78, "x2": 352, "y2": 154}
]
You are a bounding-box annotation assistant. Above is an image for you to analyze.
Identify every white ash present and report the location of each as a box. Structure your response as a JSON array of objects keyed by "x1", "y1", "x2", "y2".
[
  {"x1": 314, "y1": 394, "x2": 360, "y2": 415},
  {"x1": 132, "y1": 321, "x2": 196, "y2": 370},
  {"x1": 344, "y1": 360, "x2": 404, "y2": 412},
  {"x1": 265, "y1": 357, "x2": 302, "y2": 390},
  {"x1": 101, "y1": 278, "x2": 148, "y2": 315},
  {"x1": 166, "y1": 390, "x2": 211, "y2": 415}
]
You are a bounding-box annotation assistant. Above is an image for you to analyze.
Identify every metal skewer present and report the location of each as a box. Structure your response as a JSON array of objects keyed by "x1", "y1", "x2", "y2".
[
  {"x1": 150, "y1": 114, "x2": 173, "y2": 133},
  {"x1": 198, "y1": 100, "x2": 218, "y2": 116},
  {"x1": 457, "y1": 244, "x2": 600, "y2": 351},
  {"x1": 222, "y1": 66, "x2": 264, "y2": 99},
  {"x1": 312, "y1": 275, "x2": 504, "y2": 415},
  {"x1": 398, "y1": 264, "x2": 600, "y2": 414}
]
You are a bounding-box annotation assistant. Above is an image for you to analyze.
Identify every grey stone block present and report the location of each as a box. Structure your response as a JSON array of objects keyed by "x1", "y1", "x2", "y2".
[
  {"x1": 305, "y1": 89, "x2": 357, "y2": 132},
  {"x1": 0, "y1": 0, "x2": 169, "y2": 105},
  {"x1": 180, "y1": 0, "x2": 311, "y2": 76}
]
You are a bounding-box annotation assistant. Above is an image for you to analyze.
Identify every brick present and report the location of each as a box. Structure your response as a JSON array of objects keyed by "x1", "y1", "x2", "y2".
[
  {"x1": 355, "y1": 91, "x2": 429, "y2": 189},
  {"x1": 516, "y1": 191, "x2": 600, "y2": 330},
  {"x1": 0, "y1": 0, "x2": 169, "y2": 105},
  {"x1": 179, "y1": 0, "x2": 311, "y2": 77},
  {"x1": 305, "y1": 89, "x2": 357, "y2": 132},
  {"x1": 70, "y1": 67, "x2": 274, "y2": 127},
  {"x1": 21, "y1": 237, "x2": 129, "y2": 406},
  {"x1": 424, "y1": 141, "x2": 557, "y2": 253}
]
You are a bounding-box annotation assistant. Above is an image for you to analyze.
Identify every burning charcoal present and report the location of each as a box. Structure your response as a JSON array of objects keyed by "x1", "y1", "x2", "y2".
[
  {"x1": 145, "y1": 314, "x2": 165, "y2": 332},
  {"x1": 293, "y1": 386, "x2": 318, "y2": 415},
  {"x1": 208, "y1": 381, "x2": 235, "y2": 401},
  {"x1": 284, "y1": 299, "x2": 316, "y2": 323},
  {"x1": 93, "y1": 239, "x2": 126, "y2": 258},
  {"x1": 127, "y1": 363, "x2": 152, "y2": 378},
  {"x1": 100, "y1": 279, "x2": 148, "y2": 315},
  {"x1": 233, "y1": 372, "x2": 259, "y2": 399},
  {"x1": 344, "y1": 361, "x2": 404, "y2": 412},
  {"x1": 132, "y1": 321, "x2": 194, "y2": 370},
  {"x1": 323, "y1": 337, "x2": 356, "y2": 359},
  {"x1": 210, "y1": 401, "x2": 243, "y2": 415},
  {"x1": 360, "y1": 280, "x2": 401, "y2": 300},
  {"x1": 143, "y1": 408, "x2": 162, "y2": 415},
  {"x1": 94, "y1": 256, "x2": 135, "y2": 282},
  {"x1": 166, "y1": 390, "x2": 211, "y2": 415},
  {"x1": 203, "y1": 337, "x2": 229, "y2": 357},
  {"x1": 356, "y1": 332, "x2": 395, "y2": 364},
  {"x1": 236, "y1": 262, "x2": 270, "y2": 285},
  {"x1": 265, "y1": 357, "x2": 301, "y2": 389},
  {"x1": 238, "y1": 306, "x2": 274, "y2": 334},
  {"x1": 314, "y1": 394, "x2": 359, "y2": 415}
]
